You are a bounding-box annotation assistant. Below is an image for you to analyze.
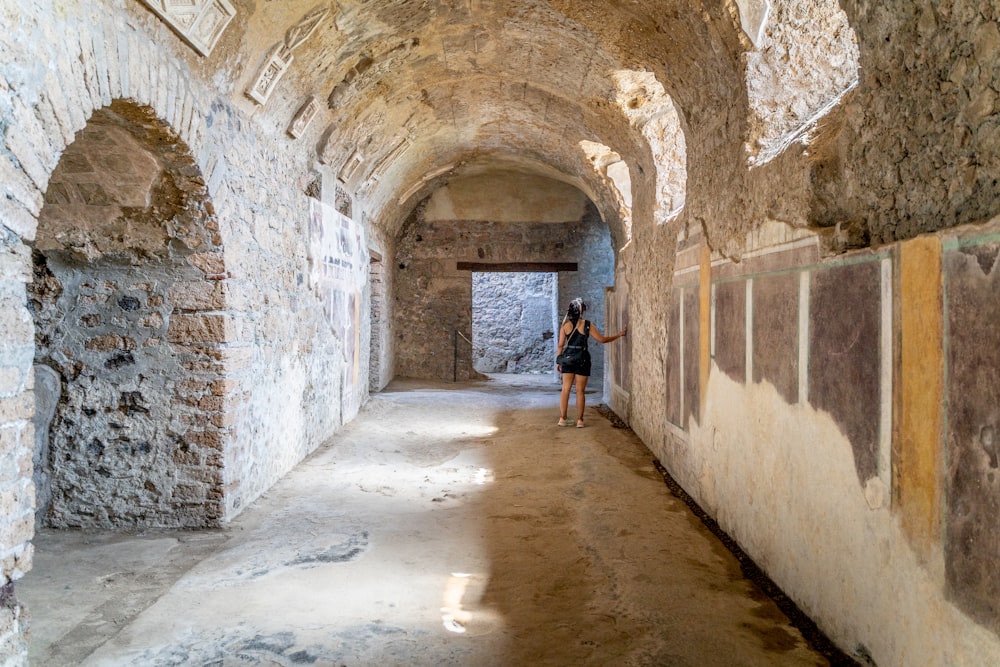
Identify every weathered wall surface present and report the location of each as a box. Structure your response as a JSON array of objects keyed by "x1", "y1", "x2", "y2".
[
  {"x1": 395, "y1": 205, "x2": 614, "y2": 383},
  {"x1": 613, "y1": 3, "x2": 1000, "y2": 664},
  {"x1": 0, "y1": 0, "x2": 998, "y2": 664},
  {"x1": 472, "y1": 272, "x2": 556, "y2": 374},
  {"x1": 645, "y1": 220, "x2": 1000, "y2": 665},
  {"x1": 0, "y1": 3, "x2": 369, "y2": 661},
  {"x1": 0, "y1": 232, "x2": 33, "y2": 666},
  {"x1": 812, "y1": 2, "x2": 1000, "y2": 243}
]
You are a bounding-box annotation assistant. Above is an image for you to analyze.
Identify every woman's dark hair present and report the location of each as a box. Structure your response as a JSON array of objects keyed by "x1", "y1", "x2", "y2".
[{"x1": 566, "y1": 298, "x2": 587, "y2": 324}]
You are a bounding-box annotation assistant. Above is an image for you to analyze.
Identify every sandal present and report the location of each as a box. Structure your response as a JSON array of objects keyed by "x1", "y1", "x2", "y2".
[
  {"x1": 576, "y1": 420, "x2": 585, "y2": 428},
  {"x1": 557, "y1": 418, "x2": 568, "y2": 427}
]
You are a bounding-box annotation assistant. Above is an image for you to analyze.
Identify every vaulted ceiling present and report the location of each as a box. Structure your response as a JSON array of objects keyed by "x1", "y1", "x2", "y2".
[{"x1": 201, "y1": 1, "x2": 753, "y2": 240}]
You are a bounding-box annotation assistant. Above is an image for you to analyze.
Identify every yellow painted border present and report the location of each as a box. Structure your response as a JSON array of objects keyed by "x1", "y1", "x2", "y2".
[{"x1": 896, "y1": 236, "x2": 943, "y2": 557}]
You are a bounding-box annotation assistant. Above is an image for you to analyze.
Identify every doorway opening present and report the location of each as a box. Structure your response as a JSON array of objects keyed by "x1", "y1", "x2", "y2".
[{"x1": 471, "y1": 272, "x2": 558, "y2": 374}]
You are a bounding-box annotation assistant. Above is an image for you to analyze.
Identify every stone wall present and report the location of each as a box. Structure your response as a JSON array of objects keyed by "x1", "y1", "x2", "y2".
[
  {"x1": 0, "y1": 232, "x2": 33, "y2": 667},
  {"x1": 27, "y1": 102, "x2": 229, "y2": 528},
  {"x1": 472, "y1": 272, "x2": 557, "y2": 374},
  {"x1": 616, "y1": 4, "x2": 1000, "y2": 665},
  {"x1": 0, "y1": 3, "x2": 368, "y2": 661},
  {"x1": 810, "y1": 1, "x2": 1000, "y2": 244},
  {"x1": 395, "y1": 204, "x2": 614, "y2": 383}
]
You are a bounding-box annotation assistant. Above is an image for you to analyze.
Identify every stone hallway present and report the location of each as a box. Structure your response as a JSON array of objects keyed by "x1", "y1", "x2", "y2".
[{"x1": 21, "y1": 375, "x2": 837, "y2": 666}]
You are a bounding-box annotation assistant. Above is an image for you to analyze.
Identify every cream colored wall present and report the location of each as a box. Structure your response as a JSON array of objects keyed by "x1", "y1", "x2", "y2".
[{"x1": 423, "y1": 171, "x2": 589, "y2": 224}]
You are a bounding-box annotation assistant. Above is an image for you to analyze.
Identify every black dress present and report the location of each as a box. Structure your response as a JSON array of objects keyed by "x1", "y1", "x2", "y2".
[{"x1": 560, "y1": 320, "x2": 592, "y2": 377}]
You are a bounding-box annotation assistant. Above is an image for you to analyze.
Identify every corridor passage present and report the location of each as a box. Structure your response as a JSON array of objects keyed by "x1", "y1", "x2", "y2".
[{"x1": 22, "y1": 376, "x2": 833, "y2": 666}]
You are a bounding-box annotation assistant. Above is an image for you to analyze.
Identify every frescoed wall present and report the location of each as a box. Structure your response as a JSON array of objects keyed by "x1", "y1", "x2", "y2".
[{"x1": 308, "y1": 199, "x2": 368, "y2": 422}]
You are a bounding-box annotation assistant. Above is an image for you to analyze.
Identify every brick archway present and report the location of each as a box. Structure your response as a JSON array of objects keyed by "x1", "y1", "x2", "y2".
[{"x1": 29, "y1": 100, "x2": 233, "y2": 528}]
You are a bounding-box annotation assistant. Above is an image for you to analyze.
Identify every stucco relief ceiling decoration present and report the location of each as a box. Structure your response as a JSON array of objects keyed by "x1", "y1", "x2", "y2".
[
  {"x1": 138, "y1": 0, "x2": 236, "y2": 56},
  {"x1": 247, "y1": 4, "x2": 332, "y2": 105},
  {"x1": 288, "y1": 96, "x2": 321, "y2": 138}
]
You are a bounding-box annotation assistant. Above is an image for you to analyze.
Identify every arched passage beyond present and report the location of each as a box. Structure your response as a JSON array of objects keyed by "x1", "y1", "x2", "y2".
[
  {"x1": 30, "y1": 101, "x2": 229, "y2": 529},
  {"x1": 393, "y1": 169, "x2": 615, "y2": 383}
]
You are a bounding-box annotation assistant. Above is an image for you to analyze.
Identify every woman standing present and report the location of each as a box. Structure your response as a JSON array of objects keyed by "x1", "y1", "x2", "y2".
[{"x1": 556, "y1": 298, "x2": 627, "y2": 427}]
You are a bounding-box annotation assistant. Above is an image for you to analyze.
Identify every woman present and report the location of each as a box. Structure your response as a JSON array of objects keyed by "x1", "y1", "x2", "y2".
[{"x1": 556, "y1": 298, "x2": 627, "y2": 427}]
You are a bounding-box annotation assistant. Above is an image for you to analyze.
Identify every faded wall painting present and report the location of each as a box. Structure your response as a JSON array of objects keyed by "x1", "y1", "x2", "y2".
[
  {"x1": 944, "y1": 235, "x2": 1000, "y2": 633},
  {"x1": 308, "y1": 199, "x2": 368, "y2": 418}
]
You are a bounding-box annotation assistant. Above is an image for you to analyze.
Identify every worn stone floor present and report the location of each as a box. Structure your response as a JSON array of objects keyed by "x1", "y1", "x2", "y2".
[{"x1": 20, "y1": 375, "x2": 832, "y2": 666}]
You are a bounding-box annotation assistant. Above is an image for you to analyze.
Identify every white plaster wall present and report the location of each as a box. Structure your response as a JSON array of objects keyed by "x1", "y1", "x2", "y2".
[{"x1": 664, "y1": 368, "x2": 1000, "y2": 665}]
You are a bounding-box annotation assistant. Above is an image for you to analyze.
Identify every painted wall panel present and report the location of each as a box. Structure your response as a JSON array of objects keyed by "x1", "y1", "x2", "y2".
[
  {"x1": 809, "y1": 260, "x2": 881, "y2": 485},
  {"x1": 944, "y1": 238, "x2": 1000, "y2": 633},
  {"x1": 752, "y1": 273, "x2": 799, "y2": 404},
  {"x1": 713, "y1": 280, "x2": 746, "y2": 382}
]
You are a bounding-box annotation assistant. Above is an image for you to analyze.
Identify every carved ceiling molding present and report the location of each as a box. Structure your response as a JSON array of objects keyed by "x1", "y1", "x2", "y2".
[
  {"x1": 139, "y1": 0, "x2": 236, "y2": 56},
  {"x1": 247, "y1": 4, "x2": 332, "y2": 105}
]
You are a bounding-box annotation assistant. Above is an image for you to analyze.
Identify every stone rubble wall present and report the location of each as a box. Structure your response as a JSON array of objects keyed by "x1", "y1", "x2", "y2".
[{"x1": 472, "y1": 272, "x2": 556, "y2": 374}]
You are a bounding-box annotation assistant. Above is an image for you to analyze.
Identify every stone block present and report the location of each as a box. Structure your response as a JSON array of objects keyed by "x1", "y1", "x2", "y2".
[
  {"x1": 0, "y1": 368, "x2": 23, "y2": 398},
  {"x1": 54, "y1": 47, "x2": 88, "y2": 133},
  {"x1": 76, "y1": 20, "x2": 100, "y2": 110},
  {"x1": 0, "y1": 246, "x2": 31, "y2": 284},
  {"x1": 183, "y1": 429, "x2": 223, "y2": 450},
  {"x1": 210, "y1": 378, "x2": 238, "y2": 395},
  {"x1": 167, "y1": 313, "x2": 235, "y2": 343},
  {"x1": 0, "y1": 515, "x2": 33, "y2": 562},
  {"x1": 90, "y1": 20, "x2": 112, "y2": 105},
  {"x1": 188, "y1": 252, "x2": 226, "y2": 276},
  {"x1": 210, "y1": 411, "x2": 237, "y2": 428},
  {"x1": 198, "y1": 395, "x2": 224, "y2": 411},
  {"x1": 169, "y1": 280, "x2": 226, "y2": 311},
  {"x1": 42, "y1": 70, "x2": 77, "y2": 146},
  {"x1": 0, "y1": 427, "x2": 23, "y2": 459},
  {"x1": 4, "y1": 131, "x2": 49, "y2": 191},
  {"x1": 0, "y1": 155, "x2": 43, "y2": 220},
  {"x1": 85, "y1": 335, "x2": 135, "y2": 352},
  {"x1": 0, "y1": 393, "x2": 32, "y2": 423},
  {"x1": 10, "y1": 96, "x2": 58, "y2": 178}
]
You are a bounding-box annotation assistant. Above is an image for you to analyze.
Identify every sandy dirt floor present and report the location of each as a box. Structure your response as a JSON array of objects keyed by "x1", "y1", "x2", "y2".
[{"x1": 20, "y1": 375, "x2": 834, "y2": 666}]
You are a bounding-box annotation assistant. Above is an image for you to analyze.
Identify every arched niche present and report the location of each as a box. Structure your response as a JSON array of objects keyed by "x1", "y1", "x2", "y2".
[
  {"x1": 612, "y1": 71, "x2": 688, "y2": 227},
  {"x1": 29, "y1": 100, "x2": 230, "y2": 529}
]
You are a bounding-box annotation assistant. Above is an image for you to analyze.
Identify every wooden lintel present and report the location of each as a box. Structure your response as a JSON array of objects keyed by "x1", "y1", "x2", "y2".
[{"x1": 456, "y1": 261, "x2": 578, "y2": 272}]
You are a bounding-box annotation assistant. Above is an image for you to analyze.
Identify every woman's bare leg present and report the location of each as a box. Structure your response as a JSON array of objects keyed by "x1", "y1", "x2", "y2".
[
  {"x1": 559, "y1": 373, "x2": 574, "y2": 421},
  {"x1": 575, "y1": 374, "x2": 588, "y2": 425}
]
